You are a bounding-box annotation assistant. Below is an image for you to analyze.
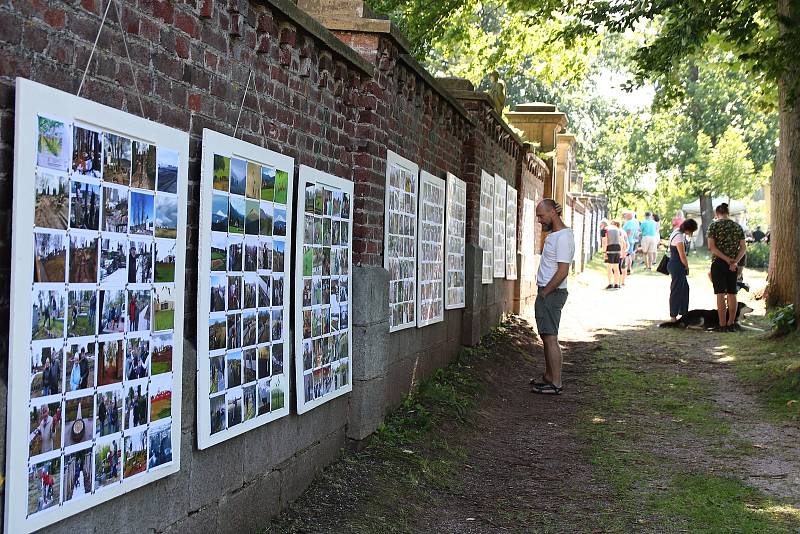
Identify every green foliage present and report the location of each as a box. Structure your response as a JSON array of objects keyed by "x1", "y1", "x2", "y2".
[
  {"x1": 767, "y1": 304, "x2": 797, "y2": 335},
  {"x1": 746, "y1": 241, "x2": 770, "y2": 269},
  {"x1": 708, "y1": 126, "x2": 758, "y2": 198}
]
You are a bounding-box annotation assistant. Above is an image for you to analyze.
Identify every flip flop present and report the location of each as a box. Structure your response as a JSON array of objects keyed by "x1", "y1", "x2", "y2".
[
  {"x1": 532, "y1": 382, "x2": 562, "y2": 395},
  {"x1": 529, "y1": 375, "x2": 548, "y2": 387}
]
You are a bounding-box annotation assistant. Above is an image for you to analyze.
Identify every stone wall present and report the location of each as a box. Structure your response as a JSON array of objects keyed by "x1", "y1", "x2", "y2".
[{"x1": 0, "y1": 0, "x2": 550, "y2": 531}]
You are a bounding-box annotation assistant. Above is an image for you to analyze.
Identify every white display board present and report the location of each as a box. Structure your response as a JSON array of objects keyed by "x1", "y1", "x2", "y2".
[
  {"x1": 384, "y1": 151, "x2": 418, "y2": 332},
  {"x1": 294, "y1": 166, "x2": 353, "y2": 413},
  {"x1": 521, "y1": 197, "x2": 537, "y2": 279},
  {"x1": 493, "y1": 174, "x2": 507, "y2": 278},
  {"x1": 196, "y1": 130, "x2": 292, "y2": 449},
  {"x1": 416, "y1": 171, "x2": 445, "y2": 327},
  {"x1": 444, "y1": 173, "x2": 466, "y2": 309},
  {"x1": 505, "y1": 185, "x2": 518, "y2": 281},
  {"x1": 478, "y1": 171, "x2": 494, "y2": 285},
  {"x1": 7, "y1": 78, "x2": 188, "y2": 533}
]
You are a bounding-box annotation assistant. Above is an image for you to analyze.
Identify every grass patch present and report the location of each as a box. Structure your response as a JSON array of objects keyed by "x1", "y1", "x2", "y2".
[
  {"x1": 154, "y1": 310, "x2": 174, "y2": 332},
  {"x1": 155, "y1": 262, "x2": 175, "y2": 283}
]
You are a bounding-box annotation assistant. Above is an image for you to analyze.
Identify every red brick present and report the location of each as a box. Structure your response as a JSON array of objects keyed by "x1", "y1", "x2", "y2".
[
  {"x1": 175, "y1": 11, "x2": 197, "y2": 37},
  {"x1": 199, "y1": 0, "x2": 213, "y2": 18},
  {"x1": 153, "y1": 0, "x2": 174, "y2": 23},
  {"x1": 43, "y1": 9, "x2": 65, "y2": 29},
  {"x1": 188, "y1": 93, "x2": 201, "y2": 112},
  {"x1": 175, "y1": 34, "x2": 189, "y2": 58}
]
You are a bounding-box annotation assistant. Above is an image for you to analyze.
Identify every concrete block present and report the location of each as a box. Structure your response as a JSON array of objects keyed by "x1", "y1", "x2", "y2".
[
  {"x1": 351, "y1": 320, "x2": 390, "y2": 381},
  {"x1": 352, "y1": 265, "x2": 390, "y2": 327},
  {"x1": 217, "y1": 469, "x2": 281, "y2": 533},
  {"x1": 347, "y1": 376, "x2": 386, "y2": 440},
  {"x1": 461, "y1": 310, "x2": 481, "y2": 347},
  {"x1": 292, "y1": 397, "x2": 349, "y2": 453},
  {"x1": 279, "y1": 427, "x2": 345, "y2": 505},
  {"x1": 189, "y1": 434, "x2": 246, "y2": 510},
  {"x1": 162, "y1": 502, "x2": 220, "y2": 534},
  {"x1": 241, "y1": 416, "x2": 295, "y2": 482},
  {"x1": 181, "y1": 339, "x2": 197, "y2": 434}
]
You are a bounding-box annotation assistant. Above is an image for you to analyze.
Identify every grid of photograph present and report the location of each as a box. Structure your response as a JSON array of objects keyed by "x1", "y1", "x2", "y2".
[
  {"x1": 444, "y1": 174, "x2": 466, "y2": 309},
  {"x1": 505, "y1": 185, "x2": 518, "y2": 281},
  {"x1": 204, "y1": 152, "x2": 290, "y2": 437},
  {"x1": 417, "y1": 175, "x2": 445, "y2": 326},
  {"x1": 386, "y1": 161, "x2": 418, "y2": 331},
  {"x1": 26, "y1": 115, "x2": 178, "y2": 519},
  {"x1": 299, "y1": 179, "x2": 352, "y2": 408},
  {"x1": 493, "y1": 174, "x2": 507, "y2": 278},
  {"x1": 479, "y1": 171, "x2": 495, "y2": 284}
]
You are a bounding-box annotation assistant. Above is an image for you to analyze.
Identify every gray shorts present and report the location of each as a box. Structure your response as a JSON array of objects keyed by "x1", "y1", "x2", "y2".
[{"x1": 535, "y1": 288, "x2": 568, "y2": 336}]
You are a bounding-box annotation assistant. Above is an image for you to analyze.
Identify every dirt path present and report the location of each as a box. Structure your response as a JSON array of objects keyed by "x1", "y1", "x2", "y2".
[{"x1": 266, "y1": 258, "x2": 800, "y2": 533}]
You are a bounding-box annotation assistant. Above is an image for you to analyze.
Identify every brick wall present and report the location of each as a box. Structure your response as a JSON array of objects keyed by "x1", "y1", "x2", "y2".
[{"x1": 0, "y1": 0, "x2": 549, "y2": 530}]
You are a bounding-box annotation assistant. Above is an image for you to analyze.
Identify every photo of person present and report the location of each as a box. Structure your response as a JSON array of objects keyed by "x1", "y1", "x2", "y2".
[
  {"x1": 209, "y1": 315, "x2": 226, "y2": 351},
  {"x1": 213, "y1": 154, "x2": 230, "y2": 192},
  {"x1": 210, "y1": 274, "x2": 225, "y2": 312},
  {"x1": 211, "y1": 232, "x2": 227, "y2": 271},
  {"x1": 69, "y1": 180, "x2": 101, "y2": 230},
  {"x1": 226, "y1": 351, "x2": 242, "y2": 389},
  {"x1": 124, "y1": 382, "x2": 148, "y2": 430},
  {"x1": 32, "y1": 288, "x2": 65, "y2": 340},
  {"x1": 261, "y1": 166, "x2": 275, "y2": 201},
  {"x1": 260, "y1": 241, "x2": 272, "y2": 271},
  {"x1": 228, "y1": 239, "x2": 243, "y2": 271},
  {"x1": 35, "y1": 171, "x2": 68, "y2": 229},
  {"x1": 128, "y1": 289, "x2": 151, "y2": 333},
  {"x1": 243, "y1": 276, "x2": 257, "y2": 309},
  {"x1": 102, "y1": 132, "x2": 132, "y2": 185},
  {"x1": 273, "y1": 240, "x2": 285, "y2": 272},
  {"x1": 270, "y1": 375, "x2": 285, "y2": 410},
  {"x1": 129, "y1": 191, "x2": 154, "y2": 235},
  {"x1": 148, "y1": 421, "x2": 172, "y2": 468},
  {"x1": 156, "y1": 147, "x2": 179, "y2": 194},
  {"x1": 99, "y1": 235, "x2": 127, "y2": 285},
  {"x1": 226, "y1": 313, "x2": 241, "y2": 350},
  {"x1": 242, "y1": 312, "x2": 257, "y2": 347},
  {"x1": 244, "y1": 240, "x2": 258, "y2": 272},
  {"x1": 273, "y1": 207, "x2": 286, "y2": 236},
  {"x1": 242, "y1": 385, "x2": 256, "y2": 421},
  {"x1": 28, "y1": 400, "x2": 62, "y2": 457},
  {"x1": 225, "y1": 388, "x2": 243, "y2": 428},
  {"x1": 63, "y1": 447, "x2": 92, "y2": 502},
  {"x1": 64, "y1": 395, "x2": 94, "y2": 447},
  {"x1": 258, "y1": 276, "x2": 270, "y2": 308},
  {"x1": 151, "y1": 333, "x2": 173, "y2": 375},
  {"x1": 30, "y1": 342, "x2": 63, "y2": 398},
  {"x1": 125, "y1": 337, "x2": 150, "y2": 380},
  {"x1": 72, "y1": 126, "x2": 102, "y2": 177},
  {"x1": 155, "y1": 239, "x2": 176, "y2": 283},
  {"x1": 229, "y1": 158, "x2": 246, "y2": 196},
  {"x1": 149, "y1": 374, "x2": 171, "y2": 422},
  {"x1": 98, "y1": 289, "x2": 125, "y2": 334},
  {"x1": 34, "y1": 231, "x2": 66, "y2": 283},
  {"x1": 68, "y1": 233, "x2": 98, "y2": 284},
  {"x1": 37, "y1": 115, "x2": 69, "y2": 171},
  {"x1": 274, "y1": 169, "x2": 289, "y2": 205},
  {"x1": 211, "y1": 192, "x2": 228, "y2": 232},
  {"x1": 342, "y1": 192, "x2": 350, "y2": 218},
  {"x1": 94, "y1": 436, "x2": 121, "y2": 488},
  {"x1": 123, "y1": 429, "x2": 147, "y2": 478},
  {"x1": 127, "y1": 239, "x2": 152, "y2": 284},
  {"x1": 210, "y1": 354, "x2": 225, "y2": 394},
  {"x1": 271, "y1": 343, "x2": 284, "y2": 375},
  {"x1": 272, "y1": 275, "x2": 284, "y2": 307},
  {"x1": 97, "y1": 338, "x2": 124, "y2": 386},
  {"x1": 210, "y1": 394, "x2": 226, "y2": 434},
  {"x1": 245, "y1": 161, "x2": 260, "y2": 199},
  {"x1": 153, "y1": 285, "x2": 175, "y2": 332},
  {"x1": 66, "y1": 341, "x2": 95, "y2": 391},
  {"x1": 259, "y1": 202, "x2": 273, "y2": 237},
  {"x1": 243, "y1": 347, "x2": 257, "y2": 384},
  {"x1": 257, "y1": 378, "x2": 271, "y2": 415},
  {"x1": 154, "y1": 194, "x2": 178, "y2": 238},
  {"x1": 130, "y1": 141, "x2": 156, "y2": 190},
  {"x1": 95, "y1": 388, "x2": 122, "y2": 437},
  {"x1": 303, "y1": 373, "x2": 314, "y2": 403},
  {"x1": 271, "y1": 309, "x2": 283, "y2": 343},
  {"x1": 67, "y1": 289, "x2": 97, "y2": 338},
  {"x1": 27, "y1": 456, "x2": 61, "y2": 515},
  {"x1": 257, "y1": 344, "x2": 270, "y2": 377},
  {"x1": 228, "y1": 196, "x2": 245, "y2": 234},
  {"x1": 227, "y1": 275, "x2": 241, "y2": 311}
]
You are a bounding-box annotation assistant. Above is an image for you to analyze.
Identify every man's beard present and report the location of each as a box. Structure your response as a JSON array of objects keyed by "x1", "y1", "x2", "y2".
[{"x1": 541, "y1": 222, "x2": 553, "y2": 232}]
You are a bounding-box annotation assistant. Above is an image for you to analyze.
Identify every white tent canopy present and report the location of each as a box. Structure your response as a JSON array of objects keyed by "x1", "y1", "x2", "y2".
[{"x1": 681, "y1": 197, "x2": 746, "y2": 216}]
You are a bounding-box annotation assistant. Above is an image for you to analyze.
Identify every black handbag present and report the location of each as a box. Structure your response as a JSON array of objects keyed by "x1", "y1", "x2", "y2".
[{"x1": 656, "y1": 254, "x2": 669, "y2": 275}]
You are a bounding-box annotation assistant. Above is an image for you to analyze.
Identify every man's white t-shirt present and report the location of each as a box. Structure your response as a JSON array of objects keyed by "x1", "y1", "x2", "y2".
[{"x1": 537, "y1": 228, "x2": 576, "y2": 289}]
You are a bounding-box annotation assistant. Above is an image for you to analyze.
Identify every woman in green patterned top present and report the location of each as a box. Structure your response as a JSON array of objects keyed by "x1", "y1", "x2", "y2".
[{"x1": 707, "y1": 203, "x2": 746, "y2": 332}]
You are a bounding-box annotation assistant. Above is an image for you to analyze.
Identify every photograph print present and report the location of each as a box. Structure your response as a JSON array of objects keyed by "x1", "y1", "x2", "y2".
[
  {"x1": 123, "y1": 429, "x2": 147, "y2": 478},
  {"x1": 69, "y1": 179, "x2": 101, "y2": 230},
  {"x1": 130, "y1": 141, "x2": 156, "y2": 190},
  {"x1": 32, "y1": 288, "x2": 65, "y2": 340},
  {"x1": 64, "y1": 394, "x2": 94, "y2": 447},
  {"x1": 98, "y1": 289, "x2": 126, "y2": 334},
  {"x1": 37, "y1": 115, "x2": 70, "y2": 171},
  {"x1": 229, "y1": 158, "x2": 246, "y2": 196},
  {"x1": 228, "y1": 196, "x2": 245, "y2": 234},
  {"x1": 210, "y1": 394, "x2": 225, "y2": 434},
  {"x1": 211, "y1": 192, "x2": 229, "y2": 232},
  {"x1": 63, "y1": 446, "x2": 92, "y2": 503},
  {"x1": 94, "y1": 436, "x2": 121, "y2": 488},
  {"x1": 65, "y1": 340, "x2": 95, "y2": 392},
  {"x1": 67, "y1": 289, "x2": 97, "y2": 338},
  {"x1": 156, "y1": 147, "x2": 179, "y2": 194},
  {"x1": 97, "y1": 338, "x2": 124, "y2": 387},
  {"x1": 154, "y1": 195, "x2": 178, "y2": 239},
  {"x1": 261, "y1": 166, "x2": 275, "y2": 201},
  {"x1": 149, "y1": 374, "x2": 172, "y2": 422},
  {"x1": 129, "y1": 191, "x2": 154, "y2": 236},
  {"x1": 27, "y1": 456, "x2": 61, "y2": 515},
  {"x1": 128, "y1": 289, "x2": 151, "y2": 333},
  {"x1": 155, "y1": 239, "x2": 177, "y2": 283},
  {"x1": 30, "y1": 342, "x2": 64, "y2": 399},
  {"x1": 72, "y1": 126, "x2": 102, "y2": 177},
  {"x1": 127, "y1": 239, "x2": 152, "y2": 284},
  {"x1": 28, "y1": 399, "x2": 62, "y2": 457},
  {"x1": 95, "y1": 388, "x2": 123, "y2": 438},
  {"x1": 102, "y1": 184, "x2": 129, "y2": 233},
  {"x1": 148, "y1": 421, "x2": 172, "y2": 468},
  {"x1": 153, "y1": 285, "x2": 175, "y2": 332},
  {"x1": 245, "y1": 162, "x2": 260, "y2": 199},
  {"x1": 102, "y1": 132, "x2": 132, "y2": 185},
  {"x1": 35, "y1": 171, "x2": 68, "y2": 229},
  {"x1": 34, "y1": 231, "x2": 66, "y2": 283},
  {"x1": 212, "y1": 154, "x2": 230, "y2": 192},
  {"x1": 274, "y1": 170, "x2": 289, "y2": 205}
]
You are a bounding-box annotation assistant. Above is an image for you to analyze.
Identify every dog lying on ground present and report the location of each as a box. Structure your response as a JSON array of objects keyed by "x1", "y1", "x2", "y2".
[{"x1": 659, "y1": 302, "x2": 754, "y2": 329}]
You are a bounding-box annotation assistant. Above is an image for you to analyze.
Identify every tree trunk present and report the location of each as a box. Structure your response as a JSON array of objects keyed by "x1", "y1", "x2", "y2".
[
  {"x1": 698, "y1": 191, "x2": 713, "y2": 248},
  {"x1": 766, "y1": 0, "x2": 800, "y2": 324}
]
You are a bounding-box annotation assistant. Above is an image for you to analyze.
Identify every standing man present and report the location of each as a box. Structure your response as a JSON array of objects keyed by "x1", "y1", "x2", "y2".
[
  {"x1": 639, "y1": 211, "x2": 660, "y2": 270},
  {"x1": 531, "y1": 199, "x2": 575, "y2": 395}
]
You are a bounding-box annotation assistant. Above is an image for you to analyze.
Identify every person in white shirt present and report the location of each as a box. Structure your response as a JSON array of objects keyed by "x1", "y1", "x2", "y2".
[{"x1": 531, "y1": 199, "x2": 575, "y2": 395}]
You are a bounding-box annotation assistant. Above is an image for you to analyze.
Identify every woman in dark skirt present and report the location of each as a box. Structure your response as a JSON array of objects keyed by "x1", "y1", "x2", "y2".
[{"x1": 667, "y1": 219, "x2": 698, "y2": 322}]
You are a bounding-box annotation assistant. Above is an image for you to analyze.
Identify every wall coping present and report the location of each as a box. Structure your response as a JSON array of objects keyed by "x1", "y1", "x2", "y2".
[
  {"x1": 263, "y1": 0, "x2": 376, "y2": 77},
  {"x1": 446, "y1": 89, "x2": 526, "y2": 147}
]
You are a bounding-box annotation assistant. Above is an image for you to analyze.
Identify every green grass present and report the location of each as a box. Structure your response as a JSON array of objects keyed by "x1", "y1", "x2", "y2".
[
  {"x1": 151, "y1": 361, "x2": 171, "y2": 375},
  {"x1": 69, "y1": 315, "x2": 95, "y2": 338},
  {"x1": 303, "y1": 249, "x2": 312, "y2": 276},
  {"x1": 274, "y1": 171, "x2": 288, "y2": 205},
  {"x1": 150, "y1": 399, "x2": 171, "y2": 421},
  {"x1": 725, "y1": 331, "x2": 800, "y2": 422},
  {"x1": 33, "y1": 318, "x2": 64, "y2": 340},
  {"x1": 154, "y1": 310, "x2": 174, "y2": 332},
  {"x1": 271, "y1": 388, "x2": 284, "y2": 410},
  {"x1": 155, "y1": 262, "x2": 175, "y2": 283},
  {"x1": 261, "y1": 187, "x2": 274, "y2": 202}
]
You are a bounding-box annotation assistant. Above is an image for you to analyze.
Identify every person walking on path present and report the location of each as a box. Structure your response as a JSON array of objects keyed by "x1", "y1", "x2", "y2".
[
  {"x1": 622, "y1": 211, "x2": 640, "y2": 274},
  {"x1": 707, "y1": 203, "x2": 746, "y2": 332},
  {"x1": 601, "y1": 218, "x2": 623, "y2": 289},
  {"x1": 531, "y1": 199, "x2": 575, "y2": 395},
  {"x1": 667, "y1": 219, "x2": 698, "y2": 322},
  {"x1": 639, "y1": 211, "x2": 660, "y2": 270}
]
